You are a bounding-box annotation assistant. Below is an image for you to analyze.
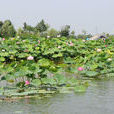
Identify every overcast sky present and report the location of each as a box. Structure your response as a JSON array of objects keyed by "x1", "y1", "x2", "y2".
[{"x1": 0, "y1": 0, "x2": 114, "y2": 34}]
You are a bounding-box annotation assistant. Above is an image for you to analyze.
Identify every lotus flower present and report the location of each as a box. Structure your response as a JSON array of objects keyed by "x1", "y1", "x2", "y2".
[
  {"x1": 2, "y1": 38, "x2": 5, "y2": 41},
  {"x1": 17, "y1": 36, "x2": 20, "y2": 38},
  {"x1": 70, "y1": 42, "x2": 74, "y2": 46},
  {"x1": 25, "y1": 80, "x2": 30, "y2": 85},
  {"x1": 57, "y1": 35, "x2": 61, "y2": 38},
  {"x1": 47, "y1": 36, "x2": 50, "y2": 38},
  {"x1": 66, "y1": 42, "x2": 68, "y2": 45},
  {"x1": 78, "y1": 67, "x2": 84, "y2": 71},
  {"x1": 11, "y1": 38, "x2": 14, "y2": 40},
  {"x1": 2, "y1": 49, "x2": 5, "y2": 52},
  {"x1": 38, "y1": 40, "x2": 40, "y2": 44},
  {"x1": 58, "y1": 46, "x2": 61, "y2": 49},
  {"x1": 97, "y1": 48, "x2": 102, "y2": 52},
  {"x1": 16, "y1": 42, "x2": 20, "y2": 44},
  {"x1": 105, "y1": 45, "x2": 107, "y2": 47},
  {"x1": 107, "y1": 58, "x2": 112, "y2": 61},
  {"x1": 27, "y1": 56, "x2": 34, "y2": 60},
  {"x1": 23, "y1": 40, "x2": 26, "y2": 42}
]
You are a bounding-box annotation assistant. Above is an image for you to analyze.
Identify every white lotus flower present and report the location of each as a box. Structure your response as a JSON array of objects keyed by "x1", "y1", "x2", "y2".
[
  {"x1": 57, "y1": 35, "x2": 61, "y2": 38},
  {"x1": 2, "y1": 49, "x2": 5, "y2": 52},
  {"x1": 107, "y1": 58, "x2": 112, "y2": 61},
  {"x1": 47, "y1": 36, "x2": 50, "y2": 38},
  {"x1": 97, "y1": 48, "x2": 102, "y2": 52},
  {"x1": 17, "y1": 36, "x2": 20, "y2": 38}
]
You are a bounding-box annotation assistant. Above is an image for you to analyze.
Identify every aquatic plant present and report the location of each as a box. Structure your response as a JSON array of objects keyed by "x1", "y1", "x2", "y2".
[{"x1": 0, "y1": 35, "x2": 113, "y2": 98}]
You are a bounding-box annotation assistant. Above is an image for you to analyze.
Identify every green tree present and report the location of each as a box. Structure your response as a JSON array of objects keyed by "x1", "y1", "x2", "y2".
[
  {"x1": 60, "y1": 25, "x2": 70, "y2": 37},
  {"x1": 35, "y1": 20, "x2": 49, "y2": 33},
  {"x1": 23, "y1": 22, "x2": 27, "y2": 31},
  {"x1": 77, "y1": 34, "x2": 92, "y2": 39},
  {"x1": 26, "y1": 25, "x2": 34, "y2": 33},
  {"x1": 70, "y1": 30, "x2": 76, "y2": 38},
  {"x1": 1, "y1": 20, "x2": 16, "y2": 37},
  {"x1": 47, "y1": 28, "x2": 58, "y2": 38},
  {"x1": 23, "y1": 22, "x2": 34, "y2": 33},
  {"x1": 17, "y1": 27, "x2": 24, "y2": 36},
  {"x1": 0, "y1": 21, "x2": 3, "y2": 37}
]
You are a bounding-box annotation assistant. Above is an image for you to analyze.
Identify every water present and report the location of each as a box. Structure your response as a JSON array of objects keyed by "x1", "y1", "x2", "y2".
[{"x1": 0, "y1": 79, "x2": 114, "y2": 114}]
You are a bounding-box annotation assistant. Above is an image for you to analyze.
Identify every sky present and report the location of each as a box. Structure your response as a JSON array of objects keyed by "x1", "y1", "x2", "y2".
[{"x1": 0, "y1": 0, "x2": 114, "y2": 34}]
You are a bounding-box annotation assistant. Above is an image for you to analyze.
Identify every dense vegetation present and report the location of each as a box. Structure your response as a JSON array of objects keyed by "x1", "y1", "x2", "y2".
[
  {"x1": 0, "y1": 19, "x2": 113, "y2": 98},
  {"x1": 0, "y1": 19, "x2": 93, "y2": 39}
]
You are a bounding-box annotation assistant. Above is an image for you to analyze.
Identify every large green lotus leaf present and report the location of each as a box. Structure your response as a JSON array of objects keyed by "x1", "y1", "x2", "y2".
[
  {"x1": 0, "y1": 57, "x2": 5, "y2": 62},
  {"x1": 0, "y1": 52, "x2": 9, "y2": 56},
  {"x1": 38, "y1": 90, "x2": 56, "y2": 94},
  {"x1": 107, "y1": 68, "x2": 114, "y2": 73},
  {"x1": 106, "y1": 73, "x2": 114, "y2": 77},
  {"x1": 85, "y1": 71, "x2": 99, "y2": 77},
  {"x1": 52, "y1": 53, "x2": 63, "y2": 58},
  {"x1": 31, "y1": 79, "x2": 41, "y2": 86},
  {"x1": 100, "y1": 69, "x2": 107, "y2": 74},
  {"x1": 41, "y1": 78, "x2": 57, "y2": 85},
  {"x1": 18, "y1": 53, "x2": 29, "y2": 58},
  {"x1": 38, "y1": 58, "x2": 51, "y2": 68},
  {"x1": 67, "y1": 77, "x2": 80, "y2": 86},
  {"x1": 8, "y1": 90, "x2": 38, "y2": 97},
  {"x1": 64, "y1": 57, "x2": 76, "y2": 64},
  {"x1": 53, "y1": 74, "x2": 67, "y2": 85},
  {"x1": 68, "y1": 67, "x2": 78, "y2": 73}
]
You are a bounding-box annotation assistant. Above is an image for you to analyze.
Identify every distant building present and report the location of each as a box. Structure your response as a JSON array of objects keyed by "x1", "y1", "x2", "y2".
[{"x1": 89, "y1": 34, "x2": 107, "y2": 40}]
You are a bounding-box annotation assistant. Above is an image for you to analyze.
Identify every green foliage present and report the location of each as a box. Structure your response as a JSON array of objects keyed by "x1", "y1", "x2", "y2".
[
  {"x1": 35, "y1": 19, "x2": 49, "y2": 33},
  {"x1": 0, "y1": 21, "x2": 3, "y2": 37},
  {"x1": 0, "y1": 35, "x2": 113, "y2": 98},
  {"x1": 0, "y1": 36, "x2": 113, "y2": 80},
  {"x1": 47, "y1": 28, "x2": 58, "y2": 38},
  {"x1": 1, "y1": 20, "x2": 16, "y2": 38},
  {"x1": 23, "y1": 22, "x2": 34, "y2": 33},
  {"x1": 60, "y1": 25, "x2": 70, "y2": 37},
  {"x1": 77, "y1": 34, "x2": 92, "y2": 39}
]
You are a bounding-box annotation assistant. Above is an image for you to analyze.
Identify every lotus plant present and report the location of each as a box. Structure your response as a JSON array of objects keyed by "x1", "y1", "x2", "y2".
[
  {"x1": 2, "y1": 38, "x2": 5, "y2": 41},
  {"x1": 25, "y1": 80, "x2": 30, "y2": 85},
  {"x1": 107, "y1": 58, "x2": 112, "y2": 61},
  {"x1": 96, "y1": 48, "x2": 102, "y2": 52},
  {"x1": 78, "y1": 67, "x2": 84, "y2": 71},
  {"x1": 27, "y1": 56, "x2": 34, "y2": 60}
]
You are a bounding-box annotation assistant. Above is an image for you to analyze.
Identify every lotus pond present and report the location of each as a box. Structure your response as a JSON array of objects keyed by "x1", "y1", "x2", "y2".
[{"x1": 0, "y1": 35, "x2": 114, "y2": 99}]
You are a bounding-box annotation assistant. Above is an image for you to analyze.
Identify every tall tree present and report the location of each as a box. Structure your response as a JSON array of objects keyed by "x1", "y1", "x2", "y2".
[
  {"x1": 1, "y1": 20, "x2": 16, "y2": 37},
  {"x1": 35, "y1": 19, "x2": 49, "y2": 33},
  {"x1": 60, "y1": 25, "x2": 70, "y2": 37},
  {"x1": 0, "y1": 21, "x2": 3, "y2": 37},
  {"x1": 23, "y1": 22, "x2": 27, "y2": 31},
  {"x1": 23, "y1": 22, "x2": 34, "y2": 33}
]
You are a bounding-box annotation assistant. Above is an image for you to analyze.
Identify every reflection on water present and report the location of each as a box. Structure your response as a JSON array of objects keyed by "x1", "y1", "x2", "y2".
[{"x1": 0, "y1": 79, "x2": 114, "y2": 114}]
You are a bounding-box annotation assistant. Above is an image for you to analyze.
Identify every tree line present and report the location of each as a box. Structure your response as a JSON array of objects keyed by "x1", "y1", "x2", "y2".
[{"x1": 0, "y1": 19, "x2": 92, "y2": 38}]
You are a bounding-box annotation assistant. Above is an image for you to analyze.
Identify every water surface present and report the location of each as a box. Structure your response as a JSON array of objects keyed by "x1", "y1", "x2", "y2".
[{"x1": 0, "y1": 79, "x2": 114, "y2": 114}]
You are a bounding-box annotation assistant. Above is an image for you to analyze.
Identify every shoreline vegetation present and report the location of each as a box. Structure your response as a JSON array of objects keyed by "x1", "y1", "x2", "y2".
[{"x1": 0, "y1": 19, "x2": 114, "y2": 100}]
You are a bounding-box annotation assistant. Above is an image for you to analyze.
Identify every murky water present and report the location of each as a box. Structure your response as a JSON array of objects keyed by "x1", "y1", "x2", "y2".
[{"x1": 0, "y1": 79, "x2": 114, "y2": 114}]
